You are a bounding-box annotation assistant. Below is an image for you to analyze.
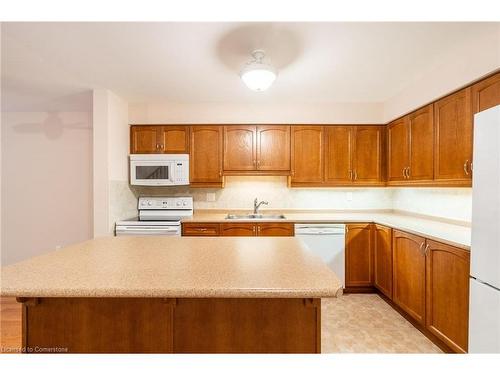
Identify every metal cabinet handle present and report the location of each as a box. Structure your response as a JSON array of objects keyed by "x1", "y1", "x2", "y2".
[
  {"x1": 464, "y1": 160, "x2": 470, "y2": 176},
  {"x1": 407, "y1": 167, "x2": 410, "y2": 179},
  {"x1": 419, "y1": 241, "x2": 425, "y2": 255},
  {"x1": 156, "y1": 144, "x2": 160, "y2": 150},
  {"x1": 424, "y1": 244, "x2": 430, "y2": 256},
  {"x1": 403, "y1": 167, "x2": 407, "y2": 179},
  {"x1": 348, "y1": 170, "x2": 353, "y2": 180},
  {"x1": 196, "y1": 228, "x2": 207, "y2": 231},
  {"x1": 354, "y1": 170, "x2": 358, "y2": 180}
]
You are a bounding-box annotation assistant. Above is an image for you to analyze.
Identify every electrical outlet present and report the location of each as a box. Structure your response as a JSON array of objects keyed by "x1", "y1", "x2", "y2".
[
  {"x1": 346, "y1": 192, "x2": 353, "y2": 202},
  {"x1": 206, "y1": 192, "x2": 216, "y2": 202}
]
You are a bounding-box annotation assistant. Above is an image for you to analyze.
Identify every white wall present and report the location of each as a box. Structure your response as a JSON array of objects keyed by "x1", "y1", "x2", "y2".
[
  {"x1": 128, "y1": 176, "x2": 393, "y2": 211},
  {"x1": 129, "y1": 101, "x2": 384, "y2": 124},
  {"x1": 391, "y1": 188, "x2": 472, "y2": 223},
  {"x1": 1, "y1": 106, "x2": 93, "y2": 265},
  {"x1": 384, "y1": 24, "x2": 500, "y2": 122},
  {"x1": 92, "y1": 89, "x2": 132, "y2": 236}
]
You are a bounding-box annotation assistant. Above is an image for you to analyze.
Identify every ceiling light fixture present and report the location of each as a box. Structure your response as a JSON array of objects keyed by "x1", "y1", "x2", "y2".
[{"x1": 240, "y1": 50, "x2": 277, "y2": 92}]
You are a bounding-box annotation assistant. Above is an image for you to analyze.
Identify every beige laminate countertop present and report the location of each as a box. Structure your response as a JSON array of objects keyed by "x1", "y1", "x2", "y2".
[
  {"x1": 0, "y1": 236, "x2": 343, "y2": 299},
  {"x1": 182, "y1": 210, "x2": 471, "y2": 250}
]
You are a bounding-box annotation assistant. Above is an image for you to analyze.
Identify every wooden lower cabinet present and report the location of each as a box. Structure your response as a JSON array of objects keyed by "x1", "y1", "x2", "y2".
[
  {"x1": 220, "y1": 223, "x2": 256, "y2": 236},
  {"x1": 182, "y1": 223, "x2": 220, "y2": 236},
  {"x1": 425, "y1": 240, "x2": 470, "y2": 353},
  {"x1": 257, "y1": 223, "x2": 294, "y2": 236},
  {"x1": 373, "y1": 224, "x2": 393, "y2": 299},
  {"x1": 392, "y1": 230, "x2": 426, "y2": 325},
  {"x1": 185, "y1": 222, "x2": 294, "y2": 237},
  {"x1": 20, "y1": 297, "x2": 320, "y2": 353},
  {"x1": 345, "y1": 223, "x2": 373, "y2": 288}
]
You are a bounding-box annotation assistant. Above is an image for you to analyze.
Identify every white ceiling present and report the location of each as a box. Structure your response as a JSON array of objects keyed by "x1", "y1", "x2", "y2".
[{"x1": 1, "y1": 22, "x2": 497, "y2": 110}]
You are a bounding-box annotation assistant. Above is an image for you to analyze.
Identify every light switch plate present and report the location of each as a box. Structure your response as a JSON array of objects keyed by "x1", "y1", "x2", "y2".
[{"x1": 346, "y1": 192, "x2": 353, "y2": 202}]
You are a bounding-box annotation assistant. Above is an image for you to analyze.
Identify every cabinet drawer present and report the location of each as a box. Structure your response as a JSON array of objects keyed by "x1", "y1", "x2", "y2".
[
  {"x1": 220, "y1": 223, "x2": 256, "y2": 236},
  {"x1": 182, "y1": 223, "x2": 220, "y2": 236},
  {"x1": 257, "y1": 223, "x2": 294, "y2": 236}
]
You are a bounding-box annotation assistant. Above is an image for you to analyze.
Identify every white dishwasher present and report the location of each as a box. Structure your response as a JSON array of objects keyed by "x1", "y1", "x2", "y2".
[{"x1": 295, "y1": 223, "x2": 346, "y2": 287}]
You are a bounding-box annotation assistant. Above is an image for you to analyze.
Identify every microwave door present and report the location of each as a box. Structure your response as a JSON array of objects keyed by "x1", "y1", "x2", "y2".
[{"x1": 133, "y1": 163, "x2": 172, "y2": 185}]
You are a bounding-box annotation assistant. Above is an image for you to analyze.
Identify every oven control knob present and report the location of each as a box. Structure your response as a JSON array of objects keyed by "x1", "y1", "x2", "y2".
[
  {"x1": 148, "y1": 201, "x2": 153, "y2": 206},
  {"x1": 176, "y1": 201, "x2": 181, "y2": 206},
  {"x1": 183, "y1": 201, "x2": 187, "y2": 206}
]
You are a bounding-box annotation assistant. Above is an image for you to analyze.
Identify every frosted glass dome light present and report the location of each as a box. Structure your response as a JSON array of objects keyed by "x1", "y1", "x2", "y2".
[{"x1": 240, "y1": 50, "x2": 277, "y2": 92}]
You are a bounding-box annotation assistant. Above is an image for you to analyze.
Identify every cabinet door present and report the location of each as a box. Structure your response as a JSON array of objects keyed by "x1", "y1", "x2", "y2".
[
  {"x1": 434, "y1": 88, "x2": 473, "y2": 182},
  {"x1": 345, "y1": 223, "x2": 373, "y2": 288},
  {"x1": 182, "y1": 223, "x2": 220, "y2": 236},
  {"x1": 408, "y1": 105, "x2": 434, "y2": 181},
  {"x1": 324, "y1": 126, "x2": 353, "y2": 184},
  {"x1": 290, "y1": 126, "x2": 324, "y2": 184},
  {"x1": 374, "y1": 224, "x2": 393, "y2": 299},
  {"x1": 426, "y1": 240, "x2": 470, "y2": 353},
  {"x1": 256, "y1": 125, "x2": 290, "y2": 171},
  {"x1": 190, "y1": 126, "x2": 223, "y2": 186},
  {"x1": 353, "y1": 126, "x2": 384, "y2": 184},
  {"x1": 223, "y1": 126, "x2": 257, "y2": 171},
  {"x1": 472, "y1": 72, "x2": 500, "y2": 114},
  {"x1": 159, "y1": 126, "x2": 189, "y2": 153},
  {"x1": 392, "y1": 230, "x2": 426, "y2": 325},
  {"x1": 220, "y1": 223, "x2": 256, "y2": 236},
  {"x1": 130, "y1": 126, "x2": 160, "y2": 153},
  {"x1": 387, "y1": 118, "x2": 409, "y2": 182},
  {"x1": 257, "y1": 223, "x2": 294, "y2": 237}
]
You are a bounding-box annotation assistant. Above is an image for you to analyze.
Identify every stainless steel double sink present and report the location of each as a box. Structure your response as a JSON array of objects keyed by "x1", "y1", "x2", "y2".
[{"x1": 225, "y1": 214, "x2": 286, "y2": 220}]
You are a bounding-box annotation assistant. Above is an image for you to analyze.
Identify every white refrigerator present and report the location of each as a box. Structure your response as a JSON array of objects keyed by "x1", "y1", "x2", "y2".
[{"x1": 469, "y1": 105, "x2": 500, "y2": 353}]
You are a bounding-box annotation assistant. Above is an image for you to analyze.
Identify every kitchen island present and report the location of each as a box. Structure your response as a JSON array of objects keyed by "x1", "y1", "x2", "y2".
[{"x1": 1, "y1": 236, "x2": 342, "y2": 353}]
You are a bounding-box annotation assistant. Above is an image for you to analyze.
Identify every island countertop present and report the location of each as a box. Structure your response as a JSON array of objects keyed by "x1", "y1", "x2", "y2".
[{"x1": 0, "y1": 236, "x2": 343, "y2": 298}]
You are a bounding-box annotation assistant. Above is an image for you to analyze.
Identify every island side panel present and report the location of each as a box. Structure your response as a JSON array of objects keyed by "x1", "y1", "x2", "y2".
[
  {"x1": 20, "y1": 298, "x2": 175, "y2": 353},
  {"x1": 173, "y1": 298, "x2": 321, "y2": 353},
  {"x1": 19, "y1": 297, "x2": 321, "y2": 353}
]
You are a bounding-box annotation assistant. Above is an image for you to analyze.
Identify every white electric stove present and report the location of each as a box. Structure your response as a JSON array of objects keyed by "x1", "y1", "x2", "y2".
[{"x1": 115, "y1": 196, "x2": 193, "y2": 236}]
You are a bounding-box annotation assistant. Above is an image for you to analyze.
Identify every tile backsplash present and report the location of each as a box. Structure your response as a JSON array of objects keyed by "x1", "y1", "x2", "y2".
[{"x1": 109, "y1": 176, "x2": 472, "y2": 225}]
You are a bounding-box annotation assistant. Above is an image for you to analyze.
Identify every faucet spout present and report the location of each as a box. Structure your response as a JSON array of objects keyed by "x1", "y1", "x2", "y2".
[{"x1": 253, "y1": 198, "x2": 269, "y2": 214}]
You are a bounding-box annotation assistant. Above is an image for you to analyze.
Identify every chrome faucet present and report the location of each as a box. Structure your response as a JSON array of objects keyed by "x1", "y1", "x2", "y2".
[{"x1": 253, "y1": 198, "x2": 269, "y2": 214}]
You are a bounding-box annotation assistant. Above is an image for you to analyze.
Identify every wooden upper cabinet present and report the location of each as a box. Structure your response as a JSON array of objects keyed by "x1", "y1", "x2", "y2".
[
  {"x1": 392, "y1": 230, "x2": 426, "y2": 325},
  {"x1": 189, "y1": 126, "x2": 223, "y2": 187},
  {"x1": 472, "y1": 71, "x2": 500, "y2": 114},
  {"x1": 159, "y1": 126, "x2": 189, "y2": 153},
  {"x1": 130, "y1": 126, "x2": 160, "y2": 153},
  {"x1": 290, "y1": 126, "x2": 324, "y2": 185},
  {"x1": 256, "y1": 125, "x2": 291, "y2": 171},
  {"x1": 353, "y1": 126, "x2": 384, "y2": 184},
  {"x1": 425, "y1": 240, "x2": 470, "y2": 353},
  {"x1": 434, "y1": 88, "x2": 473, "y2": 183},
  {"x1": 374, "y1": 224, "x2": 393, "y2": 299},
  {"x1": 223, "y1": 125, "x2": 256, "y2": 171},
  {"x1": 324, "y1": 126, "x2": 353, "y2": 184},
  {"x1": 223, "y1": 125, "x2": 290, "y2": 173},
  {"x1": 387, "y1": 118, "x2": 409, "y2": 182},
  {"x1": 408, "y1": 105, "x2": 434, "y2": 181},
  {"x1": 345, "y1": 223, "x2": 373, "y2": 288},
  {"x1": 130, "y1": 125, "x2": 189, "y2": 154}
]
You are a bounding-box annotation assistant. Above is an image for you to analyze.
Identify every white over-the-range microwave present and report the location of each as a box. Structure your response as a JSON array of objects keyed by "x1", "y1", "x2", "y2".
[{"x1": 130, "y1": 154, "x2": 190, "y2": 186}]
